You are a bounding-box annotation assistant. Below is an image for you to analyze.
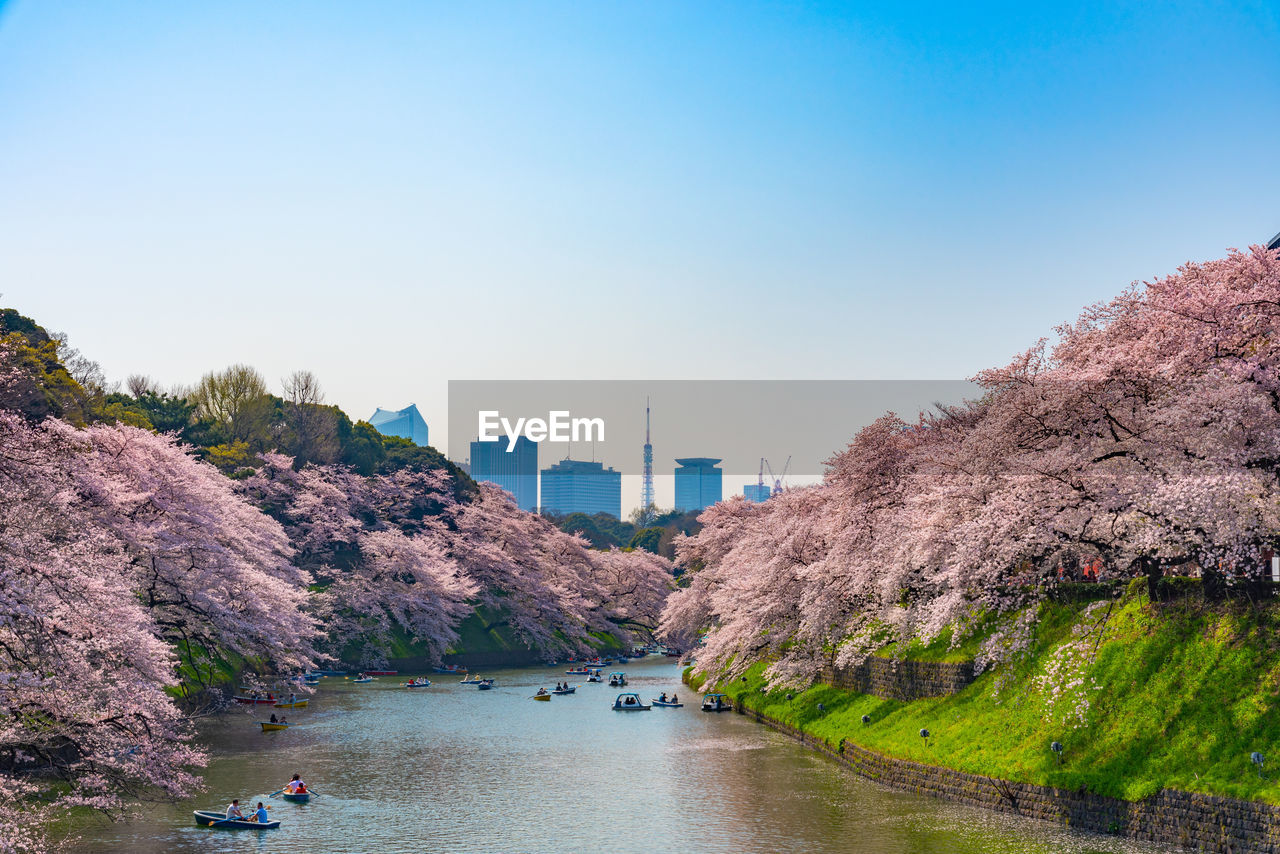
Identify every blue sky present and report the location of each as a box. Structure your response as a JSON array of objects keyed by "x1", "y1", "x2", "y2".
[{"x1": 2, "y1": 0, "x2": 1278, "y2": 506}]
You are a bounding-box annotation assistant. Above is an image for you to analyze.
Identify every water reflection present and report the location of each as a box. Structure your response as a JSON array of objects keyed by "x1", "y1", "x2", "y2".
[{"x1": 71, "y1": 658, "x2": 1174, "y2": 854}]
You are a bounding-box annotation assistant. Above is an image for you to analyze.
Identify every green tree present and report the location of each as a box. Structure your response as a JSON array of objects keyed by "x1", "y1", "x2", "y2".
[
  {"x1": 190, "y1": 364, "x2": 277, "y2": 448},
  {"x1": 628, "y1": 526, "x2": 664, "y2": 553}
]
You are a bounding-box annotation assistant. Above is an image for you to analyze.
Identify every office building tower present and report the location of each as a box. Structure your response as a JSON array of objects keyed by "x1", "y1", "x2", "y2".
[
  {"x1": 368, "y1": 404, "x2": 429, "y2": 446},
  {"x1": 675, "y1": 457, "x2": 723, "y2": 512},
  {"x1": 470, "y1": 435, "x2": 538, "y2": 512},
  {"x1": 541, "y1": 458, "x2": 622, "y2": 518}
]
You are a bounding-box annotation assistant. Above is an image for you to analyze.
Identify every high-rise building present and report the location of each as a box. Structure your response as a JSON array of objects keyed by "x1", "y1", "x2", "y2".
[
  {"x1": 675, "y1": 457, "x2": 723, "y2": 512},
  {"x1": 540, "y1": 458, "x2": 622, "y2": 518},
  {"x1": 743, "y1": 483, "x2": 771, "y2": 503},
  {"x1": 368, "y1": 404, "x2": 429, "y2": 446},
  {"x1": 470, "y1": 435, "x2": 538, "y2": 512}
]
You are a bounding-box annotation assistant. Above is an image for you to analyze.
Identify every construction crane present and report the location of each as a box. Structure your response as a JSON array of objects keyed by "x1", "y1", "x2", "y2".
[{"x1": 765, "y1": 456, "x2": 791, "y2": 497}]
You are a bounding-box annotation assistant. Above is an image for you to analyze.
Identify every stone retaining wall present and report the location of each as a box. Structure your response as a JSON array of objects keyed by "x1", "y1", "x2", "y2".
[
  {"x1": 741, "y1": 700, "x2": 1280, "y2": 853},
  {"x1": 820, "y1": 656, "x2": 976, "y2": 700}
]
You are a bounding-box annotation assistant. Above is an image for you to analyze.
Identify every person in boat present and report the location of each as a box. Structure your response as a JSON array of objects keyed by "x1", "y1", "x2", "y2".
[
  {"x1": 671, "y1": 693, "x2": 677, "y2": 703},
  {"x1": 225, "y1": 799, "x2": 244, "y2": 820},
  {"x1": 279, "y1": 716, "x2": 288, "y2": 725},
  {"x1": 269, "y1": 713, "x2": 279, "y2": 723},
  {"x1": 285, "y1": 773, "x2": 306, "y2": 794},
  {"x1": 267, "y1": 693, "x2": 275, "y2": 702},
  {"x1": 659, "y1": 692, "x2": 667, "y2": 703},
  {"x1": 289, "y1": 693, "x2": 296, "y2": 704},
  {"x1": 248, "y1": 801, "x2": 269, "y2": 823},
  {"x1": 625, "y1": 695, "x2": 636, "y2": 705}
]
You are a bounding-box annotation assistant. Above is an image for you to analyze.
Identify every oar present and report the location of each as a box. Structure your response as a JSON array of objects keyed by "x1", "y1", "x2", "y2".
[{"x1": 267, "y1": 789, "x2": 284, "y2": 798}]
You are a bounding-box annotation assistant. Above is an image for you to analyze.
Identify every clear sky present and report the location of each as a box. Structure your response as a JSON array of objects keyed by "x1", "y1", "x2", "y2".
[{"x1": 2, "y1": 1, "x2": 1278, "y2": 509}]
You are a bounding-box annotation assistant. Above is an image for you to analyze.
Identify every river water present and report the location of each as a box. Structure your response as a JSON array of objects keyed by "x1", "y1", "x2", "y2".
[{"x1": 72, "y1": 657, "x2": 1174, "y2": 853}]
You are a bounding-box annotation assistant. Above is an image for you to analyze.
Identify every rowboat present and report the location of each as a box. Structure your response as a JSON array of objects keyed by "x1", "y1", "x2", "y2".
[
  {"x1": 400, "y1": 680, "x2": 431, "y2": 688},
  {"x1": 351, "y1": 677, "x2": 373, "y2": 684},
  {"x1": 281, "y1": 791, "x2": 311, "y2": 803},
  {"x1": 552, "y1": 685, "x2": 577, "y2": 695},
  {"x1": 533, "y1": 692, "x2": 551, "y2": 701},
  {"x1": 273, "y1": 699, "x2": 308, "y2": 708},
  {"x1": 193, "y1": 810, "x2": 279, "y2": 830},
  {"x1": 459, "y1": 676, "x2": 486, "y2": 684},
  {"x1": 259, "y1": 721, "x2": 291, "y2": 731},
  {"x1": 612, "y1": 692, "x2": 650, "y2": 711},
  {"x1": 651, "y1": 699, "x2": 683, "y2": 708},
  {"x1": 477, "y1": 680, "x2": 494, "y2": 690},
  {"x1": 701, "y1": 693, "x2": 732, "y2": 712},
  {"x1": 233, "y1": 696, "x2": 277, "y2": 705},
  {"x1": 565, "y1": 669, "x2": 591, "y2": 675}
]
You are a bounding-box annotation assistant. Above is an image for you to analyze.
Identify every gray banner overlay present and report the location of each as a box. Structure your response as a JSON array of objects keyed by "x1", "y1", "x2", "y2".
[{"x1": 448, "y1": 381, "x2": 975, "y2": 513}]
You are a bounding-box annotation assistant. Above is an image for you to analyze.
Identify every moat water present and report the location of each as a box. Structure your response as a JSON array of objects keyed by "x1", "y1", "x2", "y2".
[{"x1": 71, "y1": 657, "x2": 1175, "y2": 853}]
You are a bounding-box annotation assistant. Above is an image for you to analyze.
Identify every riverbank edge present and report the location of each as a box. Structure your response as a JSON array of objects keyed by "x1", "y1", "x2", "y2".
[{"x1": 684, "y1": 671, "x2": 1280, "y2": 853}]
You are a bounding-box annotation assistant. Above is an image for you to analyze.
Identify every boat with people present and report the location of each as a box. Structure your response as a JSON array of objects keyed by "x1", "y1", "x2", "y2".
[
  {"x1": 459, "y1": 675, "x2": 486, "y2": 685},
  {"x1": 477, "y1": 679, "x2": 495, "y2": 690},
  {"x1": 277, "y1": 774, "x2": 312, "y2": 802},
  {"x1": 551, "y1": 684, "x2": 577, "y2": 695},
  {"x1": 701, "y1": 693, "x2": 732, "y2": 712},
  {"x1": 233, "y1": 695, "x2": 277, "y2": 705},
  {"x1": 587, "y1": 670, "x2": 603, "y2": 683},
  {"x1": 351, "y1": 676, "x2": 373, "y2": 684},
  {"x1": 652, "y1": 692, "x2": 682, "y2": 707},
  {"x1": 608, "y1": 671, "x2": 627, "y2": 687},
  {"x1": 612, "y1": 692, "x2": 650, "y2": 711},
  {"x1": 259, "y1": 721, "x2": 291, "y2": 731},
  {"x1": 400, "y1": 678, "x2": 431, "y2": 688},
  {"x1": 273, "y1": 699, "x2": 308, "y2": 708},
  {"x1": 193, "y1": 810, "x2": 280, "y2": 830},
  {"x1": 533, "y1": 688, "x2": 551, "y2": 701},
  {"x1": 565, "y1": 668, "x2": 591, "y2": 675}
]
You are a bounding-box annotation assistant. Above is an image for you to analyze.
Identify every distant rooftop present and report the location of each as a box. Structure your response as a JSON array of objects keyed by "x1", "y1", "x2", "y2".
[
  {"x1": 675, "y1": 457, "x2": 722, "y2": 468},
  {"x1": 1268, "y1": 231, "x2": 1280, "y2": 252},
  {"x1": 367, "y1": 403, "x2": 429, "y2": 446}
]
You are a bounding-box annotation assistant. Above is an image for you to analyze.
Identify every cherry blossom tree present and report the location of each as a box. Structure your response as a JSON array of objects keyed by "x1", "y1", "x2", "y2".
[
  {"x1": 72, "y1": 424, "x2": 321, "y2": 691},
  {"x1": 0, "y1": 413, "x2": 204, "y2": 853},
  {"x1": 664, "y1": 244, "x2": 1280, "y2": 688}
]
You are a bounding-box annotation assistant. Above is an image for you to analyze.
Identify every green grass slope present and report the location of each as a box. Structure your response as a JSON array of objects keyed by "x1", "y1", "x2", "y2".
[{"x1": 699, "y1": 587, "x2": 1280, "y2": 805}]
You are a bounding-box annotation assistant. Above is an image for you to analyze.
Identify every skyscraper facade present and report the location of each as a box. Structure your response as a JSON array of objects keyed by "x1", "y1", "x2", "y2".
[
  {"x1": 674, "y1": 457, "x2": 723, "y2": 512},
  {"x1": 470, "y1": 435, "x2": 538, "y2": 512},
  {"x1": 540, "y1": 458, "x2": 622, "y2": 518},
  {"x1": 367, "y1": 404, "x2": 429, "y2": 446}
]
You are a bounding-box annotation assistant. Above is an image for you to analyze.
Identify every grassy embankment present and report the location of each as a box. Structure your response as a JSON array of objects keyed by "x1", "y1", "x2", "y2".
[{"x1": 692, "y1": 582, "x2": 1280, "y2": 805}]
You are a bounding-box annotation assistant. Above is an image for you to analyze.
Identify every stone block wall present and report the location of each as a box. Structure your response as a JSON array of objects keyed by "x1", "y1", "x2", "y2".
[
  {"x1": 820, "y1": 656, "x2": 976, "y2": 700},
  {"x1": 737, "y1": 703, "x2": 1280, "y2": 853}
]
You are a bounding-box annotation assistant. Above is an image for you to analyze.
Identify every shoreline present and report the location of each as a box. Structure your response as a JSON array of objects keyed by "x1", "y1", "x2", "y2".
[{"x1": 688, "y1": 669, "x2": 1280, "y2": 853}]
